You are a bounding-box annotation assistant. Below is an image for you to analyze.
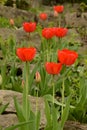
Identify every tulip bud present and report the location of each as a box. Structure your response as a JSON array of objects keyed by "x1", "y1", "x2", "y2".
[
  {"x1": 54, "y1": 11, "x2": 58, "y2": 17},
  {"x1": 0, "y1": 75, "x2": 2, "y2": 85},
  {"x1": 35, "y1": 71, "x2": 41, "y2": 83},
  {"x1": 21, "y1": 80, "x2": 25, "y2": 88},
  {"x1": 9, "y1": 19, "x2": 14, "y2": 26}
]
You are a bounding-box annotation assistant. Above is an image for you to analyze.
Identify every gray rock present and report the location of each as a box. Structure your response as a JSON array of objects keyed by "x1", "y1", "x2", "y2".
[
  {"x1": 0, "y1": 90, "x2": 46, "y2": 129},
  {"x1": 0, "y1": 91, "x2": 87, "y2": 130},
  {"x1": 65, "y1": 12, "x2": 87, "y2": 28},
  {"x1": 0, "y1": 5, "x2": 33, "y2": 20}
]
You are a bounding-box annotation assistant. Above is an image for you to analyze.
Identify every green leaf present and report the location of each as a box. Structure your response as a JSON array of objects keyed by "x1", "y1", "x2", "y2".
[
  {"x1": 0, "y1": 103, "x2": 9, "y2": 114},
  {"x1": 5, "y1": 120, "x2": 33, "y2": 130},
  {"x1": 28, "y1": 111, "x2": 36, "y2": 130},
  {"x1": 35, "y1": 111, "x2": 41, "y2": 130},
  {"x1": 51, "y1": 105, "x2": 59, "y2": 130},
  {"x1": 77, "y1": 78, "x2": 87, "y2": 108},
  {"x1": 44, "y1": 125, "x2": 52, "y2": 130},
  {"x1": 14, "y1": 97, "x2": 25, "y2": 122},
  {"x1": 44, "y1": 94, "x2": 75, "y2": 109},
  {"x1": 61, "y1": 96, "x2": 71, "y2": 129},
  {"x1": 29, "y1": 62, "x2": 40, "y2": 92},
  {"x1": 44, "y1": 99, "x2": 51, "y2": 127}
]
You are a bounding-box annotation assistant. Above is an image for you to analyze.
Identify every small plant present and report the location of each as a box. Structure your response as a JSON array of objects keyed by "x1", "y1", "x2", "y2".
[
  {"x1": 80, "y1": 2, "x2": 87, "y2": 12},
  {"x1": 0, "y1": 17, "x2": 9, "y2": 28}
]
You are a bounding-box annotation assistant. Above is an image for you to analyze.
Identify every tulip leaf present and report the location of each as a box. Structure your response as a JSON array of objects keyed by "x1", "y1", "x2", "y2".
[
  {"x1": 5, "y1": 120, "x2": 33, "y2": 130},
  {"x1": 51, "y1": 105, "x2": 59, "y2": 130},
  {"x1": 14, "y1": 96, "x2": 25, "y2": 122},
  {"x1": 35, "y1": 111, "x2": 41, "y2": 130},
  {"x1": 0, "y1": 103, "x2": 9, "y2": 114},
  {"x1": 44, "y1": 98, "x2": 52, "y2": 127},
  {"x1": 61, "y1": 96, "x2": 71, "y2": 129},
  {"x1": 44, "y1": 94, "x2": 75, "y2": 109},
  {"x1": 29, "y1": 62, "x2": 40, "y2": 93}
]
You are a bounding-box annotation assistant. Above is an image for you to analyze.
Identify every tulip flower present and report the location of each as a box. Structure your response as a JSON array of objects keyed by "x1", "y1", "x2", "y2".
[
  {"x1": 16, "y1": 47, "x2": 37, "y2": 126},
  {"x1": 58, "y1": 49, "x2": 78, "y2": 66},
  {"x1": 55, "y1": 27, "x2": 68, "y2": 38},
  {"x1": 42, "y1": 28, "x2": 54, "y2": 39},
  {"x1": 23, "y1": 22, "x2": 36, "y2": 33},
  {"x1": 53, "y1": 5, "x2": 64, "y2": 13},
  {"x1": 39, "y1": 13, "x2": 48, "y2": 21},
  {"x1": 45, "y1": 62, "x2": 62, "y2": 75},
  {"x1": 16, "y1": 47, "x2": 36, "y2": 62}
]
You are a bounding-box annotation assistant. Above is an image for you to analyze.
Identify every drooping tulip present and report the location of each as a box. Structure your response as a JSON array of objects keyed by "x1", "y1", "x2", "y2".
[{"x1": 58, "y1": 49, "x2": 78, "y2": 66}]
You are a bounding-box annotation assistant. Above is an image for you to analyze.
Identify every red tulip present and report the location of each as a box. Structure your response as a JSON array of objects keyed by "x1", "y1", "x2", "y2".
[
  {"x1": 45, "y1": 62, "x2": 62, "y2": 75},
  {"x1": 16, "y1": 47, "x2": 36, "y2": 62},
  {"x1": 55, "y1": 27, "x2": 68, "y2": 38},
  {"x1": 53, "y1": 5, "x2": 64, "y2": 13},
  {"x1": 23, "y1": 22, "x2": 36, "y2": 33},
  {"x1": 39, "y1": 13, "x2": 48, "y2": 21},
  {"x1": 42, "y1": 28, "x2": 54, "y2": 39},
  {"x1": 58, "y1": 49, "x2": 78, "y2": 66},
  {"x1": 52, "y1": 27, "x2": 57, "y2": 35}
]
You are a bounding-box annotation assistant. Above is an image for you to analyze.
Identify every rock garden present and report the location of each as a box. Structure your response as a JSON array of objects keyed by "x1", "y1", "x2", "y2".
[{"x1": 0, "y1": 0, "x2": 87, "y2": 130}]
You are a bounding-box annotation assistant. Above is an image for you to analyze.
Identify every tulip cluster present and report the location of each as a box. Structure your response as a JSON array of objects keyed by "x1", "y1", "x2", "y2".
[
  {"x1": 42, "y1": 27, "x2": 68, "y2": 39},
  {"x1": 14, "y1": 4, "x2": 79, "y2": 130},
  {"x1": 45, "y1": 49, "x2": 78, "y2": 75}
]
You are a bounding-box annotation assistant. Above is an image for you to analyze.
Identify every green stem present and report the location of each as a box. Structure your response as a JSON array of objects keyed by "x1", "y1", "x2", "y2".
[
  {"x1": 35, "y1": 88, "x2": 38, "y2": 130},
  {"x1": 62, "y1": 78, "x2": 65, "y2": 116},
  {"x1": 47, "y1": 39, "x2": 49, "y2": 61},
  {"x1": 58, "y1": 14, "x2": 61, "y2": 27},
  {"x1": 52, "y1": 75, "x2": 55, "y2": 104},
  {"x1": 47, "y1": 39, "x2": 51, "y2": 61},
  {"x1": 36, "y1": 89, "x2": 38, "y2": 115},
  {"x1": 23, "y1": 62, "x2": 29, "y2": 121},
  {"x1": 25, "y1": 62, "x2": 29, "y2": 121}
]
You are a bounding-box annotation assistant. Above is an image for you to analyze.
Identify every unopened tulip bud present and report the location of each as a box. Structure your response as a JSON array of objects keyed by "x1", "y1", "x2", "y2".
[
  {"x1": 35, "y1": 71, "x2": 41, "y2": 83},
  {"x1": 54, "y1": 11, "x2": 58, "y2": 17},
  {"x1": 0, "y1": 75, "x2": 2, "y2": 85},
  {"x1": 10, "y1": 19, "x2": 14, "y2": 26},
  {"x1": 21, "y1": 80, "x2": 25, "y2": 88}
]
